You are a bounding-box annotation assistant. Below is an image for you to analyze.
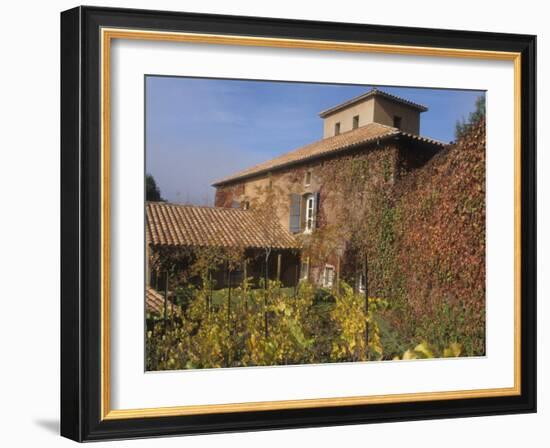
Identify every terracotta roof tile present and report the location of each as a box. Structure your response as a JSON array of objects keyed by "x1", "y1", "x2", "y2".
[
  {"x1": 213, "y1": 122, "x2": 444, "y2": 186},
  {"x1": 146, "y1": 286, "x2": 173, "y2": 315},
  {"x1": 146, "y1": 202, "x2": 299, "y2": 250},
  {"x1": 318, "y1": 88, "x2": 428, "y2": 117}
]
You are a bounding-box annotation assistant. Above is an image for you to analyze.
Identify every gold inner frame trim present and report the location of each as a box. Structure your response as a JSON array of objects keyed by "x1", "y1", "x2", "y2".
[{"x1": 100, "y1": 27, "x2": 522, "y2": 420}]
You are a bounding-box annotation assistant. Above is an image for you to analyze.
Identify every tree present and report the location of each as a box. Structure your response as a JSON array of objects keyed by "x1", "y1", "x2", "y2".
[
  {"x1": 455, "y1": 95, "x2": 486, "y2": 140},
  {"x1": 146, "y1": 174, "x2": 164, "y2": 202}
]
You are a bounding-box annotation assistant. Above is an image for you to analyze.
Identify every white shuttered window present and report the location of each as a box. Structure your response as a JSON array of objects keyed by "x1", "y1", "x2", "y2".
[{"x1": 304, "y1": 194, "x2": 314, "y2": 233}]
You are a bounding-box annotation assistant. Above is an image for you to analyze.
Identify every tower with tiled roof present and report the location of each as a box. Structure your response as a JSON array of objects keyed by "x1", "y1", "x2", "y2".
[{"x1": 319, "y1": 88, "x2": 427, "y2": 138}]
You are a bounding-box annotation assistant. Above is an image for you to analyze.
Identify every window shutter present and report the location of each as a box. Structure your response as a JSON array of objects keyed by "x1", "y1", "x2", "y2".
[
  {"x1": 314, "y1": 191, "x2": 321, "y2": 229},
  {"x1": 289, "y1": 194, "x2": 302, "y2": 233}
]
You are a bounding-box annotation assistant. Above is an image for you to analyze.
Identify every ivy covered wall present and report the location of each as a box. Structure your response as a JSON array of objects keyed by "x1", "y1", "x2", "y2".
[{"x1": 380, "y1": 120, "x2": 486, "y2": 355}]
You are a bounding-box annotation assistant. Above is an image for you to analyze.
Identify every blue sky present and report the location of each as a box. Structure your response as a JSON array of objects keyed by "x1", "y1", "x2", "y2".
[{"x1": 146, "y1": 76, "x2": 484, "y2": 205}]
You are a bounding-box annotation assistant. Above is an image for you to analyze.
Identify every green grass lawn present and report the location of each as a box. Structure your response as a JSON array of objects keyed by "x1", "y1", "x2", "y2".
[{"x1": 210, "y1": 287, "x2": 297, "y2": 306}]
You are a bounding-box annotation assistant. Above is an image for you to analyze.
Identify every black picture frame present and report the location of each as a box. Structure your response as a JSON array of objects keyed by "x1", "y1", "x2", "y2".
[{"x1": 61, "y1": 5, "x2": 536, "y2": 442}]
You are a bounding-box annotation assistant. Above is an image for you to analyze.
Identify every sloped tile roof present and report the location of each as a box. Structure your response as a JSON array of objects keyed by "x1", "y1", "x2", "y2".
[
  {"x1": 212, "y1": 122, "x2": 445, "y2": 186},
  {"x1": 146, "y1": 202, "x2": 299, "y2": 250},
  {"x1": 146, "y1": 286, "x2": 173, "y2": 315},
  {"x1": 318, "y1": 88, "x2": 428, "y2": 117}
]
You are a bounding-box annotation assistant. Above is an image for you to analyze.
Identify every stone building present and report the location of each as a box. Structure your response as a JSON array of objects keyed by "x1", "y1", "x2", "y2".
[{"x1": 212, "y1": 88, "x2": 445, "y2": 289}]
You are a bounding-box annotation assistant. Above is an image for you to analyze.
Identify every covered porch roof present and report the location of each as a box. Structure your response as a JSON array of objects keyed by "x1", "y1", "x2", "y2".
[{"x1": 146, "y1": 202, "x2": 299, "y2": 250}]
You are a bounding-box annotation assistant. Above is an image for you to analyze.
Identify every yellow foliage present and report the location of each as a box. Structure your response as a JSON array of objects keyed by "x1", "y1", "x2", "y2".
[
  {"x1": 414, "y1": 341, "x2": 434, "y2": 359},
  {"x1": 443, "y1": 342, "x2": 462, "y2": 358},
  {"x1": 145, "y1": 277, "x2": 465, "y2": 370}
]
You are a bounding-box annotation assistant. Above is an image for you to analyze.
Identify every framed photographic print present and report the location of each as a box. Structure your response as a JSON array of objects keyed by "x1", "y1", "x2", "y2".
[{"x1": 60, "y1": 6, "x2": 536, "y2": 442}]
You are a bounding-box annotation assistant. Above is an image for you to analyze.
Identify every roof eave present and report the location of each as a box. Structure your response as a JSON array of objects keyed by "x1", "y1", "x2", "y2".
[
  {"x1": 212, "y1": 132, "x2": 402, "y2": 187},
  {"x1": 212, "y1": 130, "x2": 445, "y2": 187},
  {"x1": 318, "y1": 90, "x2": 428, "y2": 118},
  {"x1": 148, "y1": 242, "x2": 300, "y2": 251}
]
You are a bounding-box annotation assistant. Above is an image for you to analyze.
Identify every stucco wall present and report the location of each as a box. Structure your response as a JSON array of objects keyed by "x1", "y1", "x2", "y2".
[
  {"x1": 372, "y1": 96, "x2": 421, "y2": 134},
  {"x1": 321, "y1": 96, "x2": 422, "y2": 138},
  {"x1": 214, "y1": 141, "x2": 417, "y2": 233},
  {"x1": 214, "y1": 183, "x2": 245, "y2": 208},
  {"x1": 322, "y1": 97, "x2": 375, "y2": 138},
  {"x1": 215, "y1": 164, "x2": 322, "y2": 232}
]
